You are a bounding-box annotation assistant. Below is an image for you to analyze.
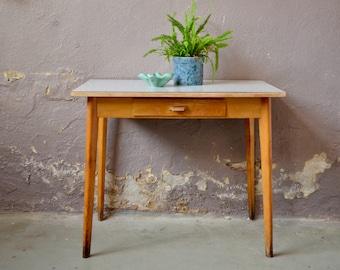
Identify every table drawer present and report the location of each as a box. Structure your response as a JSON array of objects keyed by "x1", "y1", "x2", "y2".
[{"x1": 132, "y1": 98, "x2": 226, "y2": 117}]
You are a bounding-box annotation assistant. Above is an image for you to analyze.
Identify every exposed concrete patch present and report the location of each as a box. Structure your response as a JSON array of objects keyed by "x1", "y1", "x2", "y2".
[
  {"x1": 283, "y1": 153, "x2": 332, "y2": 199},
  {"x1": 0, "y1": 146, "x2": 84, "y2": 212},
  {"x1": 196, "y1": 180, "x2": 207, "y2": 191},
  {"x1": 217, "y1": 191, "x2": 247, "y2": 201},
  {"x1": 196, "y1": 170, "x2": 225, "y2": 189},
  {"x1": 161, "y1": 169, "x2": 193, "y2": 189},
  {"x1": 104, "y1": 165, "x2": 250, "y2": 214},
  {"x1": 23, "y1": 156, "x2": 84, "y2": 181},
  {"x1": 3, "y1": 70, "x2": 25, "y2": 82},
  {"x1": 105, "y1": 168, "x2": 193, "y2": 211},
  {"x1": 214, "y1": 154, "x2": 221, "y2": 163},
  {"x1": 45, "y1": 85, "x2": 51, "y2": 95},
  {"x1": 255, "y1": 153, "x2": 333, "y2": 200},
  {"x1": 226, "y1": 161, "x2": 247, "y2": 172},
  {"x1": 30, "y1": 146, "x2": 38, "y2": 154},
  {"x1": 224, "y1": 177, "x2": 230, "y2": 185}
]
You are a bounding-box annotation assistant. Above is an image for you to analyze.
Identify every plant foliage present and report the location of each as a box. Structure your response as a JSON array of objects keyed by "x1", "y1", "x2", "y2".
[{"x1": 144, "y1": 1, "x2": 233, "y2": 80}]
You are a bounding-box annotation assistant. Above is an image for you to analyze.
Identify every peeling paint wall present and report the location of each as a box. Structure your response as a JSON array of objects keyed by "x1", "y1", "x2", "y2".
[{"x1": 0, "y1": 0, "x2": 339, "y2": 218}]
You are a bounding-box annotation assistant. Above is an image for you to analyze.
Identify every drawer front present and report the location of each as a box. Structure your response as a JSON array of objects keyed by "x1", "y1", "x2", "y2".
[{"x1": 133, "y1": 98, "x2": 226, "y2": 117}]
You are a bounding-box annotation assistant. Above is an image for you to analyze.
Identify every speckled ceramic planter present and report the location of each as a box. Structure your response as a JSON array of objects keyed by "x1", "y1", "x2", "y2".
[{"x1": 173, "y1": 57, "x2": 203, "y2": 86}]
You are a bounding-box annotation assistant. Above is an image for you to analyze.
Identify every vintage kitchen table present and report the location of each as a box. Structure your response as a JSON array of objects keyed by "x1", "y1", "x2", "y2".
[{"x1": 71, "y1": 79, "x2": 286, "y2": 258}]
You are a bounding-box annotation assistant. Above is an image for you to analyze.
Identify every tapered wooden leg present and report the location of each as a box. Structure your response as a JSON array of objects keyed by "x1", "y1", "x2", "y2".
[
  {"x1": 97, "y1": 117, "x2": 108, "y2": 221},
  {"x1": 245, "y1": 118, "x2": 255, "y2": 220},
  {"x1": 259, "y1": 98, "x2": 273, "y2": 257},
  {"x1": 83, "y1": 97, "x2": 98, "y2": 258}
]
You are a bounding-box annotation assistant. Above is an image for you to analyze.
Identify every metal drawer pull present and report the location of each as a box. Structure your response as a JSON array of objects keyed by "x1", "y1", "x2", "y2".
[{"x1": 169, "y1": 106, "x2": 187, "y2": 112}]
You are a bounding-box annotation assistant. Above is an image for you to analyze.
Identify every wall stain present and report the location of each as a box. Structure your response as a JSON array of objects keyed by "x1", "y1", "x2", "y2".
[{"x1": 175, "y1": 197, "x2": 190, "y2": 213}]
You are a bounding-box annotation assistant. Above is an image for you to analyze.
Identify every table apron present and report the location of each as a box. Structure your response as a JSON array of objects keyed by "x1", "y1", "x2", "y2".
[{"x1": 95, "y1": 97, "x2": 262, "y2": 119}]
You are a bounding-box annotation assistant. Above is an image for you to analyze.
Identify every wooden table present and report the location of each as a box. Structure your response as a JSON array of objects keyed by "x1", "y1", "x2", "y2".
[{"x1": 71, "y1": 80, "x2": 286, "y2": 258}]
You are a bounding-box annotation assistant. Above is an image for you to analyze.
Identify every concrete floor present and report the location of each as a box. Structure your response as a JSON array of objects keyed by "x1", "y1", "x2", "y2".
[{"x1": 0, "y1": 211, "x2": 339, "y2": 270}]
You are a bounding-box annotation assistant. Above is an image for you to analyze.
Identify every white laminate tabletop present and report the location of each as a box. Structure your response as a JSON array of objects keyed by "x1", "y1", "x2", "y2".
[{"x1": 71, "y1": 79, "x2": 286, "y2": 98}]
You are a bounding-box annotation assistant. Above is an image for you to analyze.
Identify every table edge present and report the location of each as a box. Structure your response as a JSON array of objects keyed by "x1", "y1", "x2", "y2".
[{"x1": 71, "y1": 91, "x2": 286, "y2": 98}]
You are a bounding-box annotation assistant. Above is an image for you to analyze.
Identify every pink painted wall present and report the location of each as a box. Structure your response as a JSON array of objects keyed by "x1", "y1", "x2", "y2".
[{"x1": 0, "y1": 0, "x2": 339, "y2": 218}]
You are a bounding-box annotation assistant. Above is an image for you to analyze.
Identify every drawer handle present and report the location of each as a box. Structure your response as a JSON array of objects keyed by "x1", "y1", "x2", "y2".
[{"x1": 169, "y1": 106, "x2": 187, "y2": 112}]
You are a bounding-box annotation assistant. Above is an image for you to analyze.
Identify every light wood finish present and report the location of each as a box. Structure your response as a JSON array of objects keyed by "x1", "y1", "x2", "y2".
[
  {"x1": 226, "y1": 98, "x2": 261, "y2": 118},
  {"x1": 72, "y1": 80, "x2": 286, "y2": 258},
  {"x1": 97, "y1": 117, "x2": 107, "y2": 221},
  {"x1": 83, "y1": 97, "x2": 98, "y2": 258},
  {"x1": 133, "y1": 98, "x2": 226, "y2": 117},
  {"x1": 245, "y1": 118, "x2": 255, "y2": 220},
  {"x1": 96, "y1": 97, "x2": 262, "y2": 119},
  {"x1": 259, "y1": 98, "x2": 273, "y2": 257}
]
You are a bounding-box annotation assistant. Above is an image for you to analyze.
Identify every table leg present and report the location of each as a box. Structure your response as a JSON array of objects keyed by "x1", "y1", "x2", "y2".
[
  {"x1": 259, "y1": 98, "x2": 273, "y2": 257},
  {"x1": 245, "y1": 118, "x2": 255, "y2": 220},
  {"x1": 83, "y1": 97, "x2": 98, "y2": 258},
  {"x1": 97, "y1": 117, "x2": 108, "y2": 221}
]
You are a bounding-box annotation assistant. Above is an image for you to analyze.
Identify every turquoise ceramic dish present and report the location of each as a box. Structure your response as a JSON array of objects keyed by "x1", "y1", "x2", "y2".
[{"x1": 138, "y1": 73, "x2": 173, "y2": 87}]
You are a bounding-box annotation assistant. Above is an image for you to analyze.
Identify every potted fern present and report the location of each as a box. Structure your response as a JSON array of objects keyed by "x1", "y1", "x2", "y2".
[{"x1": 144, "y1": 0, "x2": 233, "y2": 86}]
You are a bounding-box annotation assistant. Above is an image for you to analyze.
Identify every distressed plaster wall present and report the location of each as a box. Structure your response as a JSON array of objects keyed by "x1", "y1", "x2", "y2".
[{"x1": 0, "y1": 0, "x2": 339, "y2": 218}]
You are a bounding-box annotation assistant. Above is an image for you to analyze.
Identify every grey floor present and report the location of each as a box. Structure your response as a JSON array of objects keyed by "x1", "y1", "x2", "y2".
[{"x1": 0, "y1": 211, "x2": 339, "y2": 270}]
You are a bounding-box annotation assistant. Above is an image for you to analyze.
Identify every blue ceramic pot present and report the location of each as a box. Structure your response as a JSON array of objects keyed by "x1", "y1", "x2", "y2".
[{"x1": 173, "y1": 57, "x2": 203, "y2": 86}]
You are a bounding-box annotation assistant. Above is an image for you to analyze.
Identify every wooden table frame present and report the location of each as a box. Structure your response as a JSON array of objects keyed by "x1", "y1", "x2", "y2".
[{"x1": 71, "y1": 80, "x2": 286, "y2": 258}]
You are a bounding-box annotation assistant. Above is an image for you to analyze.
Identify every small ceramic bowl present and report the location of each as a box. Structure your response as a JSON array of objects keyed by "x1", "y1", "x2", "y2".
[{"x1": 138, "y1": 73, "x2": 173, "y2": 87}]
